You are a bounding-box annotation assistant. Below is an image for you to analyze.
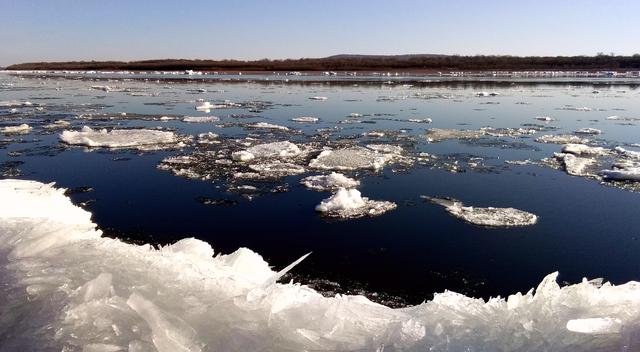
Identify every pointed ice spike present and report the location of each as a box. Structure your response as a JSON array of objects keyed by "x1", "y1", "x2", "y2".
[{"x1": 262, "y1": 252, "x2": 311, "y2": 287}]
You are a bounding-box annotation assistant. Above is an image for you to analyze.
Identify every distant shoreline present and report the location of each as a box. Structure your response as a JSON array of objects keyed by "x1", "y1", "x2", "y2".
[{"x1": 6, "y1": 54, "x2": 640, "y2": 72}]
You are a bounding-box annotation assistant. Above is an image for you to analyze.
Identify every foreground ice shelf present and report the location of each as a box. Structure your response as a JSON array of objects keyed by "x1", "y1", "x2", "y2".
[{"x1": 0, "y1": 179, "x2": 639, "y2": 351}]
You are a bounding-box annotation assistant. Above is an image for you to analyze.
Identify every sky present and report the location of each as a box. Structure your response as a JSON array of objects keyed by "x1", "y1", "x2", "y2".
[{"x1": 1, "y1": 0, "x2": 639, "y2": 66}]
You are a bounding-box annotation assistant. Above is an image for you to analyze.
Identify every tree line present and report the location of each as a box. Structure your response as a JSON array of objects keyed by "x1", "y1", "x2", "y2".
[{"x1": 7, "y1": 54, "x2": 640, "y2": 71}]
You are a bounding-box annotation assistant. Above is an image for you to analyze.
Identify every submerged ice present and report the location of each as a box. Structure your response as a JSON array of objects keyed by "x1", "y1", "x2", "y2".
[{"x1": 0, "y1": 179, "x2": 639, "y2": 351}]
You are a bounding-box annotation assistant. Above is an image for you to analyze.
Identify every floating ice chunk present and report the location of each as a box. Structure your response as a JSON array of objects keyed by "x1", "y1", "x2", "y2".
[
  {"x1": 425, "y1": 128, "x2": 484, "y2": 142},
  {"x1": 309, "y1": 96, "x2": 328, "y2": 101},
  {"x1": 235, "y1": 141, "x2": 301, "y2": 161},
  {"x1": 43, "y1": 120, "x2": 71, "y2": 130},
  {"x1": 60, "y1": 126, "x2": 180, "y2": 150},
  {"x1": 566, "y1": 318, "x2": 622, "y2": 334},
  {"x1": 349, "y1": 112, "x2": 362, "y2": 117},
  {"x1": 536, "y1": 134, "x2": 589, "y2": 144},
  {"x1": 291, "y1": 116, "x2": 318, "y2": 123},
  {"x1": 535, "y1": 116, "x2": 554, "y2": 122},
  {"x1": 195, "y1": 101, "x2": 214, "y2": 111},
  {"x1": 231, "y1": 150, "x2": 255, "y2": 162},
  {"x1": 309, "y1": 147, "x2": 394, "y2": 171},
  {"x1": 601, "y1": 160, "x2": 640, "y2": 181},
  {"x1": 248, "y1": 162, "x2": 306, "y2": 176},
  {"x1": 315, "y1": 188, "x2": 397, "y2": 218},
  {"x1": 1, "y1": 123, "x2": 32, "y2": 134},
  {"x1": 365, "y1": 144, "x2": 403, "y2": 154},
  {"x1": 554, "y1": 153, "x2": 596, "y2": 176},
  {"x1": 425, "y1": 197, "x2": 537, "y2": 227},
  {"x1": 183, "y1": 116, "x2": 220, "y2": 123},
  {"x1": 407, "y1": 118, "x2": 432, "y2": 123},
  {"x1": 300, "y1": 172, "x2": 360, "y2": 191},
  {"x1": 605, "y1": 115, "x2": 640, "y2": 121},
  {"x1": 363, "y1": 131, "x2": 385, "y2": 137},
  {"x1": 249, "y1": 122, "x2": 290, "y2": 131},
  {"x1": 614, "y1": 146, "x2": 640, "y2": 160},
  {"x1": 475, "y1": 91, "x2": 499, "y2": 97},
  {"x1": 91, "y1": 85, "x2": 111, "y2": 92},
  {"x1": 562, "y1": 144, "x2": 609, "y2": 156},
  {"x1": 601, "y1": 167, "x2": 640, "y2": 181},
  {"x1": 575, "y1": 128, "x2": 602, "y2": 135},
  {"x1": 197, "y1": 132, "x2": 218, "y2": 144},
  {"x1": 1, "y1": 180, "x2": 640, "y2": 350}
]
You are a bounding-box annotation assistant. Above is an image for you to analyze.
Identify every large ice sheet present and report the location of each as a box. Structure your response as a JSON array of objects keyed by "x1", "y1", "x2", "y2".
[{"x1": 1, "y1": 179, "x2": 639, "y2": 351}]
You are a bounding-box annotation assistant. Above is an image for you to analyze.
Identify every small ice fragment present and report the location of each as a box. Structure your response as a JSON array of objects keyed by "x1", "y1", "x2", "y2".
[
  {"x1": 534, "y1": 116, "x2": 554, "y2": 122},
  {"x1": 309, "y1": 96, "x2": 328, "y2": 101}
]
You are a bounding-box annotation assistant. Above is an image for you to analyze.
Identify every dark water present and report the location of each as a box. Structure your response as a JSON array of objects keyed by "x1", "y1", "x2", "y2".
[{"x1": 1, "y1": 72, "x2": 639, "y2": 306}]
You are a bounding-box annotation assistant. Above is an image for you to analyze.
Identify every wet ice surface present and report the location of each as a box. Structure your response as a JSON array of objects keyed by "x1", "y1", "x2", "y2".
[
  {"x1": 2, "y1": 179, "x2": 638, "y2": 351},
  {"x1": 2, "y1": 72, "x2": 640, "y2": 350}
]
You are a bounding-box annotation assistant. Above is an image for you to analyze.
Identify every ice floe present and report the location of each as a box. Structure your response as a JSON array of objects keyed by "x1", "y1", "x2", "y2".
[
  {"x1": 300, "y1": 172, "x2": 360, "y2": 191},
  {"x1": 309, "y1": 146, "x2": 396, "y2": 171},
  {"x1": 561, "y1": 143, "x2": 609, "y2": 156},
  {"x1": 60, "y1": 126, "x2": 184, "y2": 150},
  {"x1": 249, "y1": 122, "x2": 290, "y2": 131},
  {"x1": 425, "y1": 196, "x2": 538, "y2": 227},
  {"x1": 291, "y1": 116, "x2": 318, "y2": 123},
  {"x1": 315, "y1": 187, "x2": 397, "y2": 218},
  {"x1": 535, "y1": 134, "x2": 589, "y2": 144},
  {"x1": 575, "y1": 128, "x2": 602, "y2": 135},
  {"x1": 183, "y1": 116, "x2": 220, "y2": 123},
  {"x1": 2, "y1": 179, "x2": 638, "y2": 351},
  {"x1": 0, "y1": 123, "x2": 32, "y2": 134}
]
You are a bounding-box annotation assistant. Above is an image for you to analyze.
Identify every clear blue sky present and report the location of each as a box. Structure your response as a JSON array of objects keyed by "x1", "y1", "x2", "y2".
[{"x1": 1, "y1": 0, "x2": 639, "y2": 66}]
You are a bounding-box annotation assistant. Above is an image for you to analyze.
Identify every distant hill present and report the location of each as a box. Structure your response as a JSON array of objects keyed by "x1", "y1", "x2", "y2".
[{"x1": 6, "y1": 54, "x2": 640, "y2": 72}]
